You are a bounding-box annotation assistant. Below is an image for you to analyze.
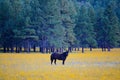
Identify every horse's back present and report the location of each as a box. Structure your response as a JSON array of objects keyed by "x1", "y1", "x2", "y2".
[{"x1": 51, "y1": 52, "x2": 61, "y2": 59}]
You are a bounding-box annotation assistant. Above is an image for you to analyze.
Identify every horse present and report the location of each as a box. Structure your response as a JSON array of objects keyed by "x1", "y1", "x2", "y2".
[{"x1": 50, "y1": 51, "x2": 69, "y2": 65}]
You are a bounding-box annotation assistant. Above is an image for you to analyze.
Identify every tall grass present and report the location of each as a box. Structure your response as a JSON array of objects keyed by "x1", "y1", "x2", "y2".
[{"x1": 0, "y1": 48, "x2": 120, "y2": 80}]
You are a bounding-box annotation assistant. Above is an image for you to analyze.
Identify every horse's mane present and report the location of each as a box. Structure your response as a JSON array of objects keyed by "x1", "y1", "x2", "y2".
[{"x1": 62, "y1": 51, "x2": 69, "y2": 57}]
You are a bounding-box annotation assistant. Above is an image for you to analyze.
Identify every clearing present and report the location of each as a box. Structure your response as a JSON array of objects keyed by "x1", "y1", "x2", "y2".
[{"x1": 0, "y1": 48, "x2": 120, "y2": 80}]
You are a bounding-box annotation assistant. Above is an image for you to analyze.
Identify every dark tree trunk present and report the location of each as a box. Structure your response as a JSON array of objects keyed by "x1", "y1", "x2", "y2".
[
  {"x1": 28, "y1": 41, "x2": 30, "y2": 53},
  {"x1": 103, "y1": 42, "x2": 106, "y2": 51},
  {"x1": 107, "y1": 46, "x2": 111, "y2": 52},
  {"x1": 39, "y1": 47, "x2": 41, "y2": 52},
  {"x1": 56, "y1": 48, "x2": 59, "y2": 52},
  {"x1": 10, "y1": 46, "x2": 14, "y2": 53},
  {"x1": 82, "y1": 47, "x2": 84, "y2": 53},
  {"x1": 74, "y1": 48, "x2": 77, "y2": 51},
  {"x1": 26, "y1": 40, "x2": 30, "y2": 53},
  {"x1": 103, "y1": 48, "x2": 106, "y2": 51},
  {"x1": 24, "y1": 47, "x2": 27, "y2": 52},
  {"x1": 16, "y1": 46, "x2": 20, "y2": 53},
  {"x1": 16, "y1": 46, "x2": 18, "y2": 53},
  {"x1": 102, "y1": 46, "x2": 106, "y2": 52},
  {"x1": 90, "y1": 46, "x2": 92, "y2": 51},
  {"x1": 3, "y1": 46, "x2": 6, "y2": 53},
  {"x1": 7, "y1": 47, "x2": 9, "y2": 52},
  {"x1": 33, "y1": 45, "x2": 36, "y2": 52},
  {"x1": 51, "y1": 47, "x2": 55, "y2": 52},
  {"x1": 28, "y1": 48, "x2": 30, "y2": 53},
  {"x1": 78, "y1": 47, "x2": 80, "y2": 51},
  {"x1": 102, "y1": 47, "x2": 104, "y2": 52},
  {"x1": 19, "y1": 47, "x2": 22, "y2": 52},
  {"x1": 40, "y1": 47, "x2": 45, "y2": 53},
  {"x1": 40, "y1": 47, "x2": 43, "y2": 53},
  {"x1": 18, "y1": 47, "x2": 20, "y2": 53},
  {"x1": 16, "y1": 46, "x2": 17, "y2": 53},
  {"x1": 71, "y1": 47, "x2": 74, "y2": 52},
  {"x1": 108, "y1": 48, "x2": 110, "y2": 51},
  {"x1": 68, "y1": 47, "x2": 72, "y2": 52}
]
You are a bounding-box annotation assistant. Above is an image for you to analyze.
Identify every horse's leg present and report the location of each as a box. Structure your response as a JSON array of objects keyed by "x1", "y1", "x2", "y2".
[
  {"x1": 51, "y1": 59, "x2": 53, "y2": 65},
  {"x1": 62, "y1": 60, "x2": 65, "y2": 65},
  {"x1": 54, "y1": 59, "x2": 56, "y2": 65}
]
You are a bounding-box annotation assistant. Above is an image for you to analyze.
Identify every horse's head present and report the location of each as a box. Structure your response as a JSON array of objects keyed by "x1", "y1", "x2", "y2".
[{"x1": 64, "y1": 50, "x2": 69, "y2": 57}]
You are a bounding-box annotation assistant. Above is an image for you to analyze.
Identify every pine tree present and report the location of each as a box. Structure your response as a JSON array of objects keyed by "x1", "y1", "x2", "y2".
[
  {"x1": 11, "y1": 0, "x2": 39, "y2": 53},
  {"x1": 96, "y1": 1, "x2": 119, "y2": 51},
  {"x1": 46, "y1": 0, "x2": 66, "y2": 52},
  {"x1": 34, "y1": 0, "x2": 66, "y2": 53},
  {"x1": 74, "y1": 2, "x2": 96, "y2": 53},
  {"x1": 29, "y1": 0, "x2": 43, "y2": 52},
  {"x1": 21, "y1": 0, "x2": 38, "y2": 53},
  {"x1": 60, "y1": 0, "x2": 77, "y2": 52},
  {"x1": 0, "y1": 0, "x2": 15, "y2": 52},
  {"x1": 87, "y1": 3, "x2": 97, "y2": 51},
  {"x1": 11, "y1": 0, "x2": 26, "y2": 52},
  {"x1": 95, "y1": 7, "x2": 105, "y2": 51},
  {"x1": 116, "y1": 0, "x2": 120, "y2": 47},
  {"x1": 103, "y1": 1, "x2": 119, "y2": 51}
]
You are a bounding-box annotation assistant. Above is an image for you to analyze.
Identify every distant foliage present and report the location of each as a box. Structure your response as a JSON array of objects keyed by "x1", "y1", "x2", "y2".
[{"x1": 0, "y1": 0, "x2": 120, "y2": 53}]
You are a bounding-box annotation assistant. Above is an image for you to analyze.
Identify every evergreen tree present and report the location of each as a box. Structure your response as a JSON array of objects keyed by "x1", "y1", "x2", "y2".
[
  {"x1": 11, "y1": 0, "x2": 38, "y2": 53},
  {"x1": 46, "y1": 0, "x2": 66, "y2": 52},
  {"x1": 96, "y1": 1, "x2": 119, "y2": 51},
  {"x1": 95, "y1": 7, "x2": 105, "y2": 50},
  {"x1": 20, "y1": 0, "x2": 38, "y2": 53},
  {"x1": 104, "y1": 1, "x2": 119, "y2": 51},
  {"x1": 116, "y1": 0, "x2": 120, "y2": 47},
  {"x1": 74, "y1": 2, "x2": 96, "y2": 53},
  {"x1": 33, "y1": 0, "x2": 66, "y2": 53},
  {"x1": 30, "y1": 0, "x2": 43, "y2": 52},
  {"x1": 0, "y1": 0, "x2": 14, "y2": 52},
  {"x1": 60, "y1": 0, "x2": 77, "y2": 51},
  {"x1": 87, "y1": 3, "x2": 97, "y2": 51},
  {"x1": 11, "y1": 0, "x2": 26, "y2": 52}
]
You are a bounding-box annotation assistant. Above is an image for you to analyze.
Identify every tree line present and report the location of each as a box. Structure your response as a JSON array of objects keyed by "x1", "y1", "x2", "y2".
[{"x1": 0, "y1": 0, "x2": 120, "y2": 53}]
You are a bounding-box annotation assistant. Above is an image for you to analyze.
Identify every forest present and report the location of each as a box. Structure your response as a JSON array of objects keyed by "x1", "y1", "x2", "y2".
[{"x1": 0, "y1": 0, "x2": 120, "y2": 53}]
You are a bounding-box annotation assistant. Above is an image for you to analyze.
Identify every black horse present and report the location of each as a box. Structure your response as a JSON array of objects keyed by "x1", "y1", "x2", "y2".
[{"x1": 50, "y1": 51, "x2": 69, "y2": 65}]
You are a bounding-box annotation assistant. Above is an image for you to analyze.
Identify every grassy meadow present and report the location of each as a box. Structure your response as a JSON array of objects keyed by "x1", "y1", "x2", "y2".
[{"x1": 0, "y1": 48, "x2": 120, "y2": 80}]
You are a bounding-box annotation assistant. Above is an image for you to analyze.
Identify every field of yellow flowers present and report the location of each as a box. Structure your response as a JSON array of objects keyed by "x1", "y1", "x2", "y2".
[{"x1": 0, "y1": 48, "x2": 120, "y2": 80}]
